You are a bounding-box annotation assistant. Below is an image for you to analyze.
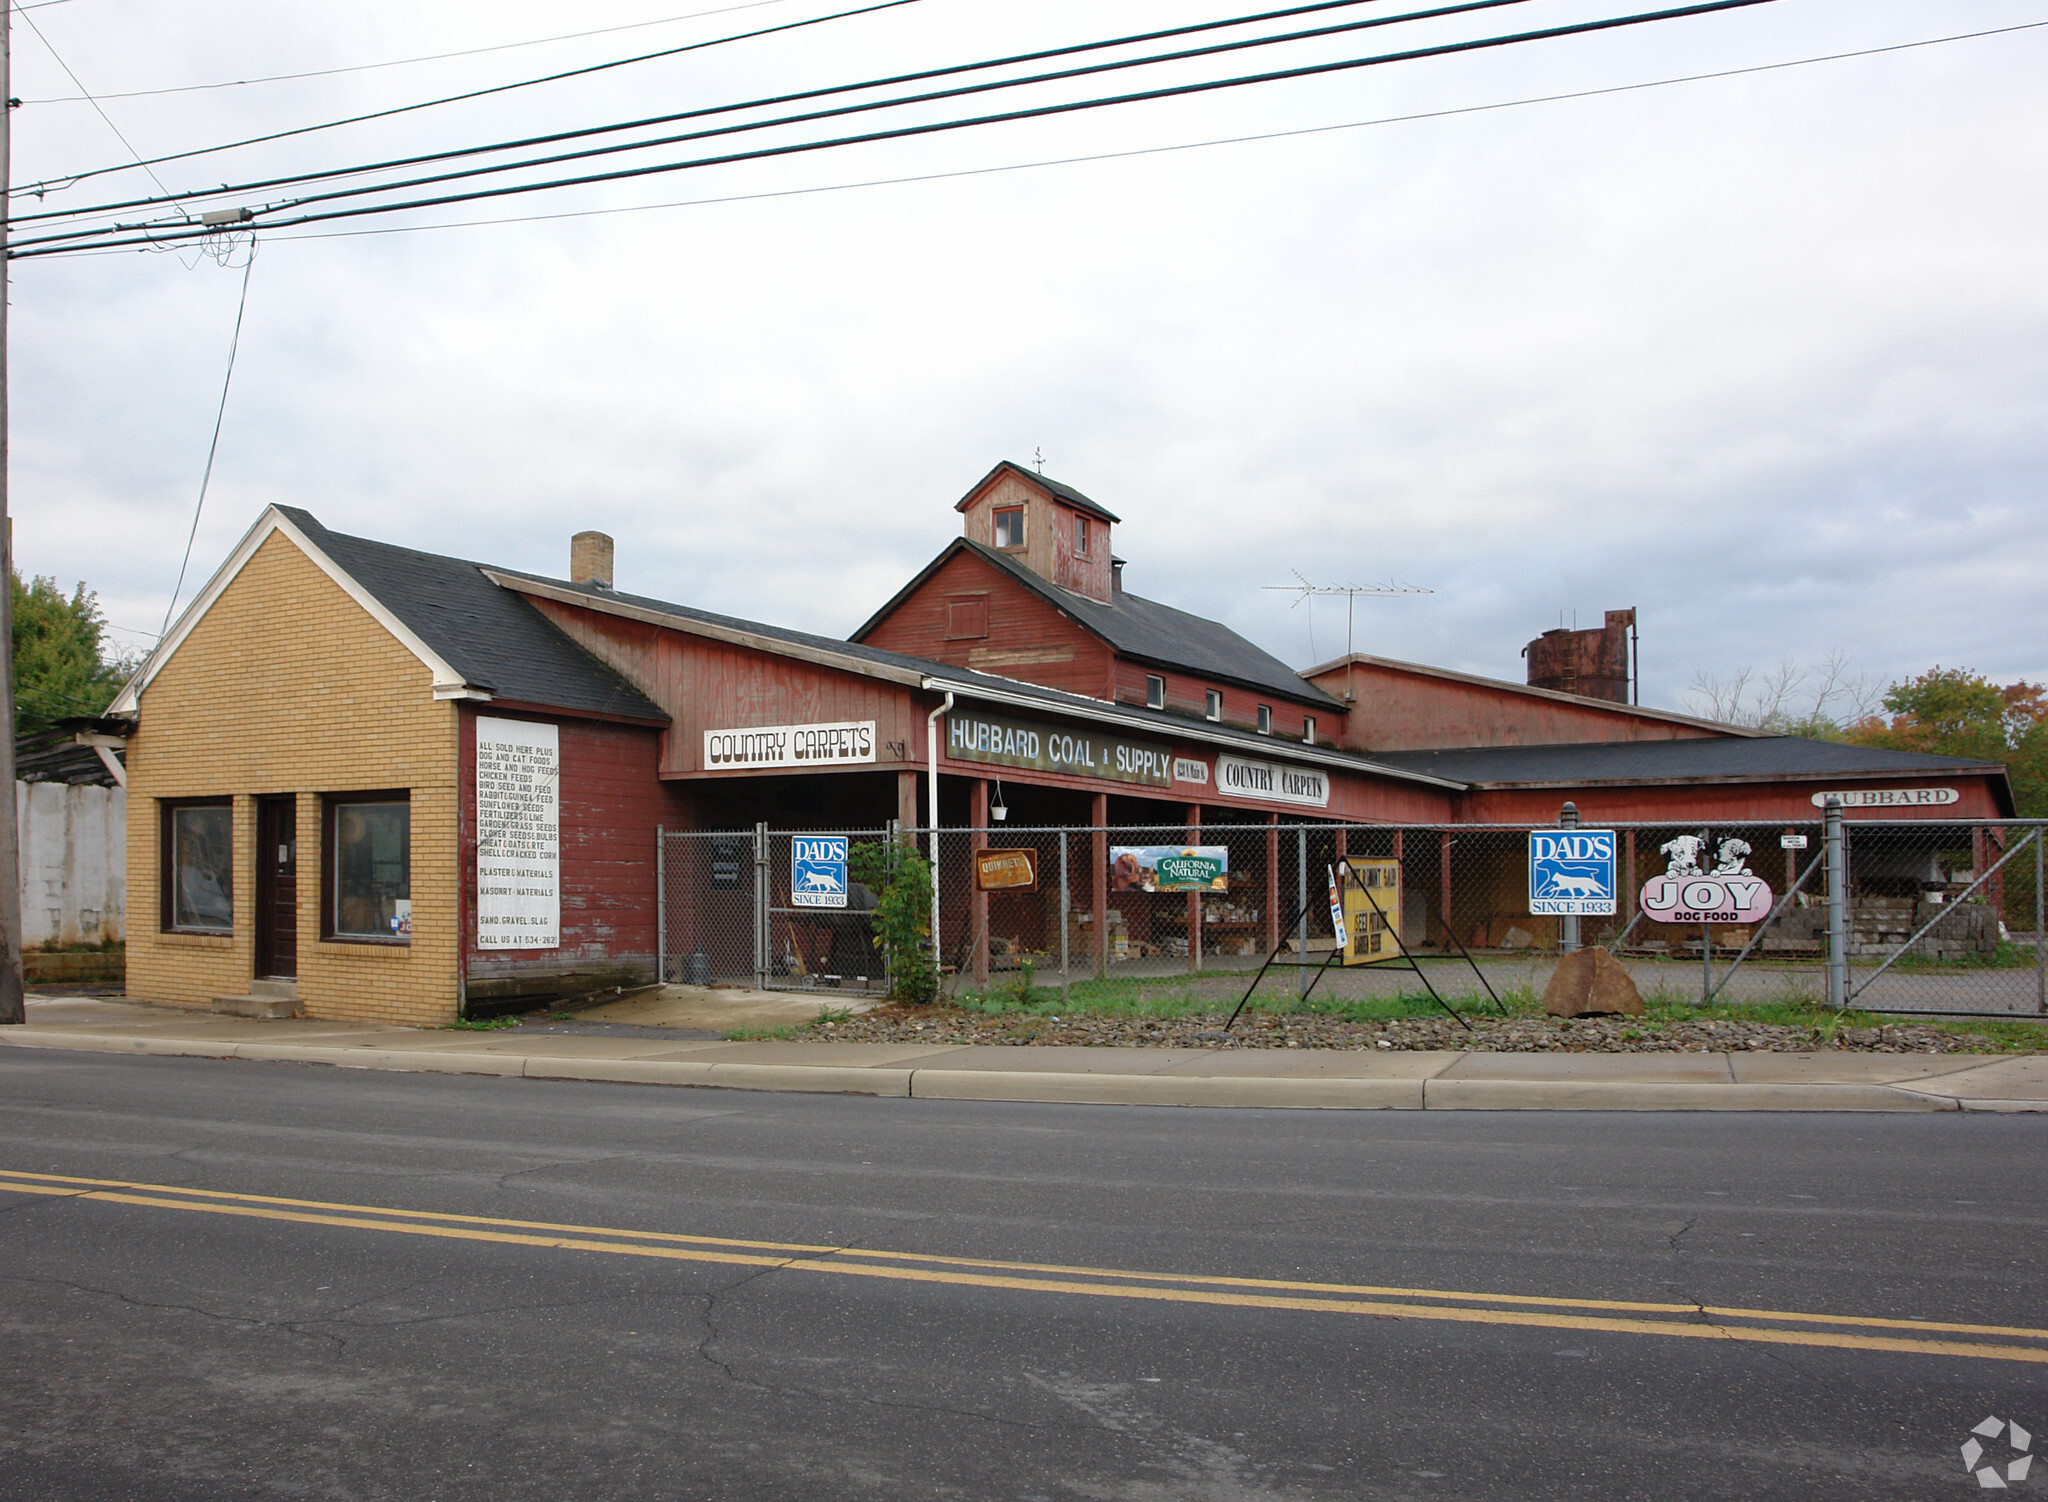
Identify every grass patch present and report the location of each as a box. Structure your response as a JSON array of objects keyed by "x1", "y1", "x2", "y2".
[
  {"x1": 938, "y1": 971, "x2": 2045, "y2": 1050},
  {"x1": 444, "y1": 1015, "x2": 520, "y2": 1031},
  {"x1": 722, "y1": 1024, "x2": 799, "y2": 1041}
]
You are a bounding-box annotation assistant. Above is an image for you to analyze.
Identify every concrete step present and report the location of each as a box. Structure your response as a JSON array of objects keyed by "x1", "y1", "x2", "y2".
[
  {"x1": 210, "y1": 995, "x2": 297, "y2": 1020},
  {"x1": 248, "y1": 978, "x2": 297, "y2": 1001}
]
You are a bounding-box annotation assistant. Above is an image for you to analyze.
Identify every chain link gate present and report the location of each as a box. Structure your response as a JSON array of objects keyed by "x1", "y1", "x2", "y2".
[{"x1": 657, "y1": 825, "x2": 897, "y2": 996}]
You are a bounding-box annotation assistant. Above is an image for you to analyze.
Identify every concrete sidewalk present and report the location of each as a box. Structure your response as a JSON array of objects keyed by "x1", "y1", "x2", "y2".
[{"x1": 5, "y1": 997, "x2": 2046, "y2": 1112}]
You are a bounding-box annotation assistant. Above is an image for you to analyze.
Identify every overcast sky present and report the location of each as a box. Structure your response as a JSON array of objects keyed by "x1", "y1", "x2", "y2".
[{"x1": 9, "y1": 0, "x2": 2045, "y2": 719}]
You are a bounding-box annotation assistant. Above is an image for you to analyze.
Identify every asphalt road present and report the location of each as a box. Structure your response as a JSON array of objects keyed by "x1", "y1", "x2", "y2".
[{"x1": 1, "y1": 1049, "x2": 2043, "y2": 1501}]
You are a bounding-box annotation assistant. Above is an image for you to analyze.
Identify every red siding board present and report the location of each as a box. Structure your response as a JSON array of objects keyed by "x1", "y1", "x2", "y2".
[
  {"x1": 860, "y1": 551, "x2": 1117, "y2": 700},
  {"x1": 460, "y1": 705, "x2": 692, "y2": 987}
]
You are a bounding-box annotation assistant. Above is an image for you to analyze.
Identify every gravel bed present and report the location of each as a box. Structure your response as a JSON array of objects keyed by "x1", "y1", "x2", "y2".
[{"x1": 819, "y1": 1004, "x2": 2016, "y2": 1053}]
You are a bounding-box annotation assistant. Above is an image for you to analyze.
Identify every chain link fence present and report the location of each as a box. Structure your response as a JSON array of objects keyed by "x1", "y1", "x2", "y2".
[
  {"x1": 656, "y1": 825, "x2": 896, "y2": 996},
  {"x1": 895, "y1": 818, "x2": 2045, "y2": 1017}
]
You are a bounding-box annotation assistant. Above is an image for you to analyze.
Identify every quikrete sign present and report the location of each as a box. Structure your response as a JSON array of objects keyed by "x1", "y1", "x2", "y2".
[
  {"x1": 705, "y1": 721, "x2": 876, "y2": 771},
  {"x1": 946, "y1": 710, "x2": 1172, "y2": 788},
  {"x1": 1215, "y1": 753, "x2": 1330, "y2": 809}
]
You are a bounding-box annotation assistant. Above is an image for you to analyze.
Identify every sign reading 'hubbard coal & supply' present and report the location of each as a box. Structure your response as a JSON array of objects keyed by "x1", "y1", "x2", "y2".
[{"x1": 946, "y1": 710, "x2": 1173, "y2": 788}]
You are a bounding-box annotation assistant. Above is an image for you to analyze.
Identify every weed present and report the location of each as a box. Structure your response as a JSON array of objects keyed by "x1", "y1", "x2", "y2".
[
  {"x1": 444, "y1": 1016, "x2": 519, "y2": 1031},
  {"x1": 722, "y1": 1024, "x2": 798, "y2": 1041},
  {"x1": 814, "y1": 1005, "x2": 855, "y2": 1025}
]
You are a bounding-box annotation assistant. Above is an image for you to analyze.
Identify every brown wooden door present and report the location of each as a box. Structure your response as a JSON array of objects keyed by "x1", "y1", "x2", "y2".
[{"x1": 255, "y1": 797, "x2": 298, "y2": 979}]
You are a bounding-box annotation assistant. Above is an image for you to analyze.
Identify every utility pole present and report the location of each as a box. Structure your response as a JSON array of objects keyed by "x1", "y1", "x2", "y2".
[{"x1": 0, "y1": 0, "x2": 22, "y2": 1026}]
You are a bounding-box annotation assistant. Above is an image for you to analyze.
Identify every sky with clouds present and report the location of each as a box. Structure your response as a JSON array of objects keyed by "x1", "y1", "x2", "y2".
[{"x1": 8, "y1": 0, "x2": 2045, "y2": 720}]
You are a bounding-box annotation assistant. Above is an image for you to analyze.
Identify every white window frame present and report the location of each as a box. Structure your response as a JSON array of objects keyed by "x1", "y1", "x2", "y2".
[
  {"x1": 1257, "y1": 704, "x2": 1272, "y2": 735},
  {"x1": 1205, "y1": 689, "x2": 1222, "y2": 722},
  {"x1": 1146, "y1": 675, "x2": 1165, "y2": 710},
  {"x1": 993, "y1": 507, "x2": 1026, "y2": 549},
  {"x1": 1075, "y1": 515, "x2": 1090, "y2": 557},
  {"x1": 1303, "y1": 715, "x2": 1316, "y2": 744}
]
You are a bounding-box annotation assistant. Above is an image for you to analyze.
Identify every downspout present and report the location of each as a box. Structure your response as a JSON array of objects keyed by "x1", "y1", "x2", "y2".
[{"x1": 926, "y1": 691, "x2": 953, "y2": 966}]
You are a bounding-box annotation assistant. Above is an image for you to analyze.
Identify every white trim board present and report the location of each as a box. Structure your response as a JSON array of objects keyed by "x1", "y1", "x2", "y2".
[{"x1": 109, "y1": 508, "x2": 487, "y2": 713}]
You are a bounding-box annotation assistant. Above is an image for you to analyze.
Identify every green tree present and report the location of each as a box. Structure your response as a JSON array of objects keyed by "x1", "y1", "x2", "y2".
[
  {"x1": 11, "y1": 573, "x2": 136, "y2": 736},
  {"x1": 1844, "y1": 667, "x2": 2048, "y2": 818}
]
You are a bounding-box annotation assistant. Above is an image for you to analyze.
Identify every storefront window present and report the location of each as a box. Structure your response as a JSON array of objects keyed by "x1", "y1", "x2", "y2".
[
  {"x1": 993, "y1": 507, "x2": 1025, "y2": 548},
  {"x1": 162, "y1": 802, "x2": 233, "y2": 933},
  {"x1": 327, "y1": 796, "x2": 411, "y2": 942}
]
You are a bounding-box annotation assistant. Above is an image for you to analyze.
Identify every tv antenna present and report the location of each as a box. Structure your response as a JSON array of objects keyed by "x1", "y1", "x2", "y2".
[{"x1": 1263, "y1": 571, "x2": 1431, "y2": 660}]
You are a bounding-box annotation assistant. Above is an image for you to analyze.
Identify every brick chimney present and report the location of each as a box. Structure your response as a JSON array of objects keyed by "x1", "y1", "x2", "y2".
[{"x1": 570, "y1": 530, "x2": 614, "y2": 589}]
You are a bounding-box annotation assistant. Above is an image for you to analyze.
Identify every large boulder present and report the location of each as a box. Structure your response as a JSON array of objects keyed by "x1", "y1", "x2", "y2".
[{"x1": 1543, "y1": 946, "x2": 1646, "y2": 1017}]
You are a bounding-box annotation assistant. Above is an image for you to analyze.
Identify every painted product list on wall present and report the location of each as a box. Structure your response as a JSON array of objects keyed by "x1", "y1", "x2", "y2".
[{"x1": 476, "y1": 717, "x2": 560, "y2": 948}]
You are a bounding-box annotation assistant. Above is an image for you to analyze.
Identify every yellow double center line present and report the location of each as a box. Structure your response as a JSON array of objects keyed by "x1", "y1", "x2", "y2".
[{"x1": 5, "y1": 1167, "x2": 2044, "y2": 1364}]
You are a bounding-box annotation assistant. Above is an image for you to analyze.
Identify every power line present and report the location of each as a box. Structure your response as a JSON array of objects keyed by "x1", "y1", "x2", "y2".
[
  {"x1": 10, "y1": 2, "x2": 179, "y2": 203},
  {"x1": 18, "y1": 11, "x2": 2033, "y2": 266},
  {"x1": 170, "y1": 16, "x2": 2048, "y2": 251},
  {"x1": 159, "y1": 239, "x2": 258, "y2": 637},
  {"x1": 20, "y1": 0, "x2": 808, "y2": 103},
  {"x1": 40, "y1": 0, "x2": 1549, "y2": 238},
  {"x1": 15, "y1": 0, "x2": 925, "y2": 199},
  {"x1": 16, "y1": 0, "x2": 1417, "y2": 217},
  {"x1": 8, "y1": 0, "x2": 1786, "y2": 258}
]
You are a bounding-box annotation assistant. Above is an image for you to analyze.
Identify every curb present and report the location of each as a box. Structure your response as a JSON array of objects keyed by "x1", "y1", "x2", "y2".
[{"x1": 1, "y1": 1029, "x2": 2020, "y2": 1111}]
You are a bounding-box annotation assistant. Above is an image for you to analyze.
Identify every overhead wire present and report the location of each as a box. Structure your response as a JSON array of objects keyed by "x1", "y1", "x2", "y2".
[
  {"x1": 17, "y1": 0, "x2": 1423, "y2": 215},
  {"x1": 20, "y1": 0, "x2": 808, "y2": 103},
  {"x1": 158, "y1": 237, "x2": 259, "y2": 637},
  {"x1": 9, "y1": 0, "x2": 1785, "y2": 257},
  {"x1": 10, "y1": 2, "x2": 180, "y2": 203},
  {"x1": 14, "y1": 0, "x2": 926, "y2": 199},
  {"x1": 256, "y1": 18, "x2": 2048, "y2": 250}
]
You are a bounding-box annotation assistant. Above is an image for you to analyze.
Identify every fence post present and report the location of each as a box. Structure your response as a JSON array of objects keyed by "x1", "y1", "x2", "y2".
[
  {"x1": 1296, "y1": 826, "x2": 1309, "y2": 999},
  {"x1": 655, "y1": 825, "x2": 666, "y2": 987},
  {"x1": 754, "y1": 821, "x2": 770, "y2": 991},
  {"x1": 1060, "y1": 830, "x2": 1071, "y2": 1006},
  {"x1": 1825, "y1": 797, "x2": 1847, "y2": 1009},
  {"x1": 1558, "y1": 801, "x2": 1580, "y2": 954},
  {"x1": 2036, "y1": 823, "x2": 2044, "y2": 1016}
]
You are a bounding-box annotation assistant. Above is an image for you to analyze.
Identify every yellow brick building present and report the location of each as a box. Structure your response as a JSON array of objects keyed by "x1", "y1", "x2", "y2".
[{"x1": 109, "y1": 508, "x2": 670, "y2": 1026}]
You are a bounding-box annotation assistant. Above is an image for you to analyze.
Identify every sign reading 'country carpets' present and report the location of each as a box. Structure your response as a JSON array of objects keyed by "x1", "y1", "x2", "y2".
[
  {"x1": 1214, "y1": 753, "x2": 1330, "y2": 809},
  {"x1": 946, "y1": 710, "x2": 1173, "y2": 788},
  {"x1": 704, "y1": 721, "x2": 875, "y2": 771},
  {"x1": 476, "y1": 716, "x2": 560, "y2": 948}
]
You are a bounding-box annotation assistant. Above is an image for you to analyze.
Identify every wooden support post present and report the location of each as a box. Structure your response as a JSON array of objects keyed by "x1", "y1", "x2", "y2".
[
  {"x1": 1185, "y1": 802, "x2": 1202, "y2": 973},
  {"x1": 1091, "y1": 791, "x2": 1110, "y2": 977},
  {"x1": 897, "y1": 769, "x2": 920, "y2": 836},
  {"x1": 971, "y1": 777, "x2": 989, "y2": 986}
]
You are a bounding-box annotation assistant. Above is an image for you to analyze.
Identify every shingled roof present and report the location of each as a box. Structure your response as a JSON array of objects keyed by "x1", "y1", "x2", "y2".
[
  {"x1": 276, "y1": 509, "x2": 667, "y2": 722},
  {"x1": 853, "y1": 537, "x2": 1343, "y2": 710},
  {"x1": 1372, "y1": 735, "x2": 2014, "y2": 812},
  {"x1": 954, "y1": 460, "x2": 1121, "y2": 524}
]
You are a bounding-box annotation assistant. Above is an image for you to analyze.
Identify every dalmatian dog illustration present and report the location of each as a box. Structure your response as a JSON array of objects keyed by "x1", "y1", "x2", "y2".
[
  {"x1": 1712, "y1": 838, "x2": 1753, "y2": 875},
  {"x1": 1659, "y1": 834, "x2": 1707, "y2": 877}
]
